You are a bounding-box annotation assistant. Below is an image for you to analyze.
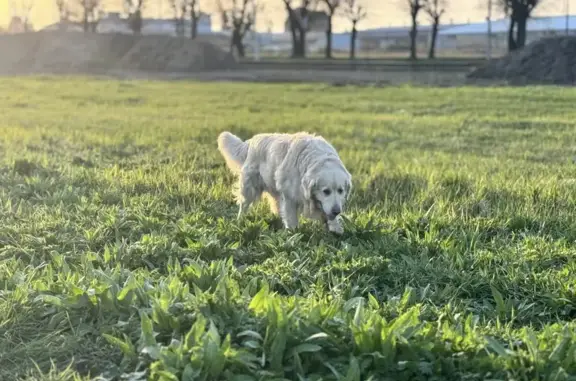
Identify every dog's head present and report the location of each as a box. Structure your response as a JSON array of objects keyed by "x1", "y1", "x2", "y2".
[{"x1": 302, "y1": 162, "x2": 352, "y2": 221}]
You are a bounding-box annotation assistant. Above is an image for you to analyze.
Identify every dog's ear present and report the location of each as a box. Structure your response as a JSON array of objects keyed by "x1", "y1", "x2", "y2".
[
  {"x1": 345, "y1": 176, "x2": 353, "y2": 200},
  {"x1": 301, "y1": 174, "x2": 316, "y2": 200}
]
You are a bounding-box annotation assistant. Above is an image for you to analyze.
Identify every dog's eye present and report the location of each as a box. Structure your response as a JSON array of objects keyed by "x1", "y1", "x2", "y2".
[
  {"x1": 337, "y1": 188, "x2": 344, "y2": 194},
  {"x1": 323, "y1": 189, "x2": 331, "y2": 196}
]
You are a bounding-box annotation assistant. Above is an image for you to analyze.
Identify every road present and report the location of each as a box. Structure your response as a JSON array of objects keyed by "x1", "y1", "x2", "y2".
[{"x1": 237, "y1": 57, "x2": 485, "y2": 73}]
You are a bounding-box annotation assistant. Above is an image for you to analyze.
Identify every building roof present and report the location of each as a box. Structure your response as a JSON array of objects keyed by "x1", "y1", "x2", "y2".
[
  {"x1": 100, "y1": 16, "x2": 210, "y2": 25},
  {"x1": 286, "y1": 8, "x2": 328, "y2": 20},
  {"x1": 359, "y1": 25, "x2": 431, "y2": 37},
  {"x1": 358, "y1": 23, "x2": 468, "y2": 38},
  {"x1": 439, "y1": 15, "x2": 576, "y2": 36},
  {"x1": 284, "y1": 7, "x2": 329, "y2": 29},
  {"x1": 98, "y1": 11, "x2": 210, "y2": 24}
]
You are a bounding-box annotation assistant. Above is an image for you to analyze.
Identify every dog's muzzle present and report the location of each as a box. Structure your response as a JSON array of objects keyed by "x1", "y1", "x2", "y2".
[{"x1": 312, "y1": 195, "x2": 340, "y2": 221}]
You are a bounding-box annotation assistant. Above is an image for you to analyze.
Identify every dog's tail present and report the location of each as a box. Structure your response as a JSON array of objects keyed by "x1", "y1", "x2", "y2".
[{"x1": 217, "y1": 131, "x2": 249, "y2": 173}]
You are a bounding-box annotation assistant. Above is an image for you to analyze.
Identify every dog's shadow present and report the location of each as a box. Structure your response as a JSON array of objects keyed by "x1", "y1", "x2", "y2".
[
  {"x1": 257, "y1": 215, "x2": 328, "y2": 235},
  {"x1": 264, "y1": 216, "x2": 285, "y2": 231}
]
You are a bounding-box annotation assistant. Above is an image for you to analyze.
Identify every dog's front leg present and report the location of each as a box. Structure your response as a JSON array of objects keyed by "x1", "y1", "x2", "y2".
[
  {"x1": 237, "y1": 200, "x2": 251, "y2": 220},
  {"x1": 280, "y1": 195, "x2": 299, "y2": 229}
]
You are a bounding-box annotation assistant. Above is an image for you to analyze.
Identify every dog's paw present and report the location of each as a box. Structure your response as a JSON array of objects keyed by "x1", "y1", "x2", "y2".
[{"x1": 326, "y1": 218, "x2": 344, "y2": 235}]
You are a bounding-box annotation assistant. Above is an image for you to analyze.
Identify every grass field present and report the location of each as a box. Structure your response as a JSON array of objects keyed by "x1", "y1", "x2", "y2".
[{"x1": 2, "y1": 77, "x2": 576, "y2": 381}]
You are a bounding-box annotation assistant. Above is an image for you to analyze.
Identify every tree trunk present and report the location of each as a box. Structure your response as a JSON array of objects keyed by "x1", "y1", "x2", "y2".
[
  {"x1": 190, "y1": 10, "x2": 198, "y2": 39},
  {"x1": 295, "y1": 7, "x2": 308, "y2": 58},
  {"x1": 409, "y1": 14, "x2": 418, "y2": 60},
  {"x1": 507, "y1": 17, "x2": 517, "y2": 52},
  {"x1": 325, "y1": 14, "x2": 333, "y2": 59},
  {"x1": 291, "y1": 28, "x2": 300, "y2": 57},
  {"x1": 83, "y1": 9, "x2": 89, "y2": 32},
  {"x1": 174, "y1": 19, "x2": 181, "y2": 37},
  {"x1": 428, "y1": 18, "x2": 438, "y2": 59},
  {"x1": 300, "y1": 29, "x2": 307, "y2": 57},
  {"x1": 284, "y1": 4, "x2": 308, "y2": 58},
  {"x1": 135, "y1": 20, "x2": 142, "y2": 35},
  {"x1": 350, "y1": 23, "x2": 357, "y2": 60},
  {"x1": 285, "y1": 5, "x2": 305, "y2": 58},
  {"x1": 516, "y1": 15, "x2": 527, "y2": 49},
  {"x1": 294, "y1": 27, "x2": 305, "y2": 57},
  {"x1": 293, "y1": 28, "x2": 306, "y2": 57},
  {"x1": 129, "y1": 10, "x2": 142, "y2": 35},
  {"x1": 232, "y1": 29, "x2": 245, "y2": 57}
]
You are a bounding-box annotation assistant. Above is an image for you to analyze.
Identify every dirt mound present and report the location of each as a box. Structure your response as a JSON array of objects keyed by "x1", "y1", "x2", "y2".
[
  {"x1": 467, "y1": 36, "x2": 576, "y2": 85},
  {"x1": 117, "y1": 34, "x2": 233, "y2": 72},
  {"x1": 0, "y1": 31, "x2": 236, "y2": 75}
]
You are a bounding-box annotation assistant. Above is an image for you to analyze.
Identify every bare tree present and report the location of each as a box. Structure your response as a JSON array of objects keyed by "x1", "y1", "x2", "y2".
[
  {"x1": 55, "y1": 0, "x2": 73, "y2": 23},
  {"x1": 168, "y1": 0, "x2": 187, "y2": 37},
  {"x1": 217, "y1": 0, "x2": 257, "y2": 58},
  {"x1": 188, "y1": 0, "x2": 201, "y2": 39},
  {"x1": 343, "y1": 0, "x2": 366, "y2": 59},
  {"x1": 320, "y1": 0, "x2": 340, "y2": 58},
  {"x1": 282, "y1": 0, "x2": 314, "y2": 58},
  {"x1": 124, "y1": 0, "x2": 146, "y2": 35},
  {"x1": 423, "y1": 0, "x2": 446, "y2": 59},
  {"x1": 77, "y1": 0, "x2": 101, "y2": 32},
  {"x1": 499, "y1": 0, "x2": 516, "y2": 50},
  {"x1": 13, "y1": 0, "x2": 35, "y2": 31},
  {"x1": 498, "y1": 0, "x2": 540, "y2": 51},
  {"x1": 404, "y1": 0, "x2": 423, "y2": 60}
]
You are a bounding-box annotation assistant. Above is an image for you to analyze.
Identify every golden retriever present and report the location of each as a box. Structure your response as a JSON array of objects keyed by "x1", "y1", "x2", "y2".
[{"x1": 217, "y1": 131, "x2": 352, "y2": 234}]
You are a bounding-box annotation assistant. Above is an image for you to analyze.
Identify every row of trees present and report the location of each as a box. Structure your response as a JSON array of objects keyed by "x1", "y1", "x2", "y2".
[
  {"x1": 406, "y1": 0, "x2": 446, "y2": 60},
  {"x1": 54, "y1": 0, "x2": 256, "y2": 56},
  {"x1": 501, "y1": 0, "x2": 540, "y2": 51},
  {"x1": 13, "y1": 0, "x2": 544, "y2": 60},
  {"x1": 52, "y1": 0, "x2": 176, "y2": 35},
  {"x1": 53, "y1": 0, "x2": 101, "y2": 32},
  {"x1": 9, "y1": 0, "x2": 35, "y2": 32},
  {"x1": 283, "y1": 0, "x2": 367, "y2": 59},
  {"x1": 165, "y1": 0, "x2": 202, "y2": 39},
  {"x1": 13, "y1": 0, "x2": 254, "y2": 55},
  {"x1": 285, "y1": 0, "x2": 542, "y2": 60},
  {"x1": 217, "y1": 0, "x2": 258, "y2": 58},
  {"x1": 405, "y1": 0, "x2": 542, "y2": 60}
]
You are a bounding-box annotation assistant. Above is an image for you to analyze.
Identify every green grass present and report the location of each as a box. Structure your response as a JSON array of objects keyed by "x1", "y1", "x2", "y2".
[{"x1": 1, "y1": 77, "x2": 576, "y2": 381}]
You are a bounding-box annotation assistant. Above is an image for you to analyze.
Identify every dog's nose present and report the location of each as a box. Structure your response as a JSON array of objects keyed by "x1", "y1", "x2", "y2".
[{"x1": 331, "y1": 205, "x2": 341, "y2": 217}]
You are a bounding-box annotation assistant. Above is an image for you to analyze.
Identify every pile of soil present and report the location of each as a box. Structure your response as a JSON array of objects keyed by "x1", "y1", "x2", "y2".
[
  {"x1": 0, "y1": 31, "x2": 236, "y2": 75},
  {"x1": 467, "y1": 36, "x2": 576, "y2": 85},
  {"x1": 117, "y1": 35, "x2": 232, "y2": 72}
]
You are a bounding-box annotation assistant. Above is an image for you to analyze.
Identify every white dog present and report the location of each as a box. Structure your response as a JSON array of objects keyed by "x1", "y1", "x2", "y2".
[{"x1": 217, "y1": 131, "x2": 352, "y2": 234}]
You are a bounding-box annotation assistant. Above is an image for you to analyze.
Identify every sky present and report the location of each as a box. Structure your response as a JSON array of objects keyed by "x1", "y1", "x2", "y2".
[{"x1": 0, "y1": 0, "x2": 574, "y2": 32}]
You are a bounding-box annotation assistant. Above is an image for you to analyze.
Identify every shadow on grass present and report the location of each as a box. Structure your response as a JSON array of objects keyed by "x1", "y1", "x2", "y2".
[{"x1": 353, "y1": 173, "x2": 428, "y2": 211}]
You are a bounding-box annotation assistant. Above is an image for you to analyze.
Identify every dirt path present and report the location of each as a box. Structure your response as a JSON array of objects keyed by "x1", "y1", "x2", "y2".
[{"x1": 103, "y1": 68, "x2": 470, "y2": 86}]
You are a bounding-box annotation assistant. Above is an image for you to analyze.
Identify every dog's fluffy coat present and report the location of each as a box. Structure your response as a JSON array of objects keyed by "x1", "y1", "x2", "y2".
[{"x1": 217, "y1": 131, "x2": 352, "y2": 233}]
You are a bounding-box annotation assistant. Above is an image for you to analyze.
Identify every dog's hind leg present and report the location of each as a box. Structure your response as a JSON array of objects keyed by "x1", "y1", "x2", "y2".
[{"x1": 236, "y1": 167, "x2": 262, "y2": 219}]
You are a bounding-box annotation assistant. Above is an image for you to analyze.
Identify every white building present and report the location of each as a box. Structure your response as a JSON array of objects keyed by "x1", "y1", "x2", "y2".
[{"x1": 437, "y1": 15, "x2": 576, "y2": 54}]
